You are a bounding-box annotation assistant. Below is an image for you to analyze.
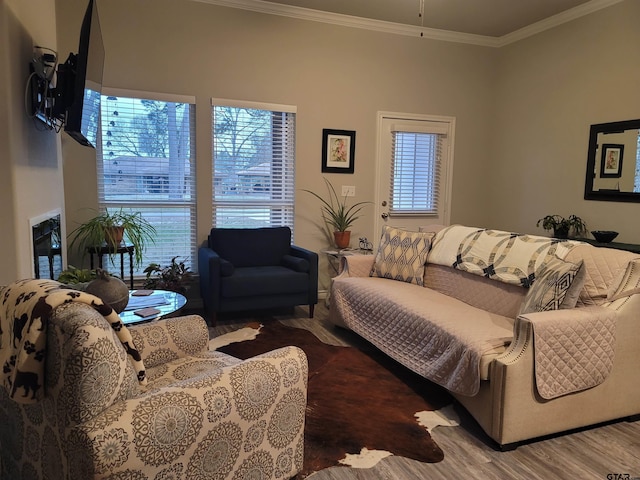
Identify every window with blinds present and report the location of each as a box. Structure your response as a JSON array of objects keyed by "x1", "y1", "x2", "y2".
[
  {"x1": 97, "y1": 91, "x2": 196, "y2": 275},
  {"x1": 390, "y1": 124, "x2": 445, "y2": 216},
  {"x1": 211, "y1": 99, "x2": 296, "y2": 231}
]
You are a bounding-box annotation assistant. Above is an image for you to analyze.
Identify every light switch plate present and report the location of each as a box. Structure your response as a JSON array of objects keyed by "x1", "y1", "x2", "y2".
[{"x1": 342, "y1": 185, "x2": 356, "y2": 197}]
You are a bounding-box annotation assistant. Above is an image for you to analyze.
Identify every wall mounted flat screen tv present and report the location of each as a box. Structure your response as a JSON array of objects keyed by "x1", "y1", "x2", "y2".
[
  {"x1": 63, "y1": 0, "x2": 104, "y2": 147},
  {"x1": 29, "y1": 0, "x2": 104, "y2": 148}
]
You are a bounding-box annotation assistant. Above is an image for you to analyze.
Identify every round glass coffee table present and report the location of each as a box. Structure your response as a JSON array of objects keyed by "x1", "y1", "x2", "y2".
[{"x1": 119, "y1": 289, "x2": 187, "y2": 325}]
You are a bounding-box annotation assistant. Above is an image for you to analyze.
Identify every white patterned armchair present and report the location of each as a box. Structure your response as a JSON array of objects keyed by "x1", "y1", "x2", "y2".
[{"x1": 0, "y1": 298, "x2": 308, "y2": 479}]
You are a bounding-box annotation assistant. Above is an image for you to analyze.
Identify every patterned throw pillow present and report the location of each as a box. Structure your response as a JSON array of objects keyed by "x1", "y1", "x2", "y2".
[
  {"x1": 370, "y1": 226, "x2": 435, "y2": 285},
  {"x1": 519, "y1": 256, "x2": 584, "y2": 314}
]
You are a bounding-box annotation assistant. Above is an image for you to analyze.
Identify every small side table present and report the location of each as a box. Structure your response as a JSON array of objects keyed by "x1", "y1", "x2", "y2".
[
  {"x1": 322, "y1": 248, "x2": 373, "y2": 275},
  {"x1": 321, "y1": 248, "x2": 373, "y2": 306},
  {"x1": 119, "y1": 290, "x2": 187, "y2": 325},
  {"x1": 87, "y1": 244, "x2": 135, "y2": 289}
]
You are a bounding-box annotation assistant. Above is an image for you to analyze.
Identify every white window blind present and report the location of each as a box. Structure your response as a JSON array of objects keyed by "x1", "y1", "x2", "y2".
[
  {"x1": 211, "y1": 99, "x2": 296, "y2": 230},
  {"x1": 390, "y1": 123, "x2": 446, "y2": 215},
  {"x1": 97, "y1": 91, "x2": 196, "y2": 275}
]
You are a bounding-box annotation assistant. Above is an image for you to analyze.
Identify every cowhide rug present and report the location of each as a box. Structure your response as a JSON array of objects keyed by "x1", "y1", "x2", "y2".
[{"x1": 211, "y1": 321, "x2": 459, "y2": 478}]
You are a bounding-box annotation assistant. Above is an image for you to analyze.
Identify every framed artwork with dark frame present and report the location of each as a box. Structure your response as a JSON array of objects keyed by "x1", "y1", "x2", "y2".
[
  {"x1": 321, "y1": 129, "x2": 356, "y2": 174},
  {"x1": 600, "y1": 143, "x2": 624, "y2": 178}
]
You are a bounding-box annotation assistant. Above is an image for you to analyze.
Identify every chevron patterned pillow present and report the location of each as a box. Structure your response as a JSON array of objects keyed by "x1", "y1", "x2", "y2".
[
  {"x1": 370, "y1": 226, "x2": 435, "y2": 285},
  {"x1": 519, "y1": 256, "x2": 584, "y2": 314}
]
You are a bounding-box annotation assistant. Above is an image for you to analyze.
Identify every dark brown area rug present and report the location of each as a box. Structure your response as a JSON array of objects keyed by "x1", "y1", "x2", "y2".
[{"x1": 215, "y1": 321, "x2": 455, "y2": 478}]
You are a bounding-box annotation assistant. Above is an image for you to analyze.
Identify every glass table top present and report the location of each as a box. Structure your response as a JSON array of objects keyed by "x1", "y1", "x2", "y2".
[{"x1": 119, "y1": 289, "x2": 187, "y2": 325}]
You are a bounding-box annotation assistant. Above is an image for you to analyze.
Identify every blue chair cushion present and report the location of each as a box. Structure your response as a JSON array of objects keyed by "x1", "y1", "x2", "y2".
[
  {"x1": 221, "y1": 266, "x2": 309, "y2": 298},
  {"x1": 209, "y1": 227, "x2": 291, "y2": 267}
]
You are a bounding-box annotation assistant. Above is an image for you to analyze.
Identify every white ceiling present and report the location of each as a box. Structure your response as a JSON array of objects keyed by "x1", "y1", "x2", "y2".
[
  {"x1": 199, "y1": 0, "x2": 622, "y2": 44},
  {"x1": 259, "y1": 0, "x2": 595, "y2": 37}
]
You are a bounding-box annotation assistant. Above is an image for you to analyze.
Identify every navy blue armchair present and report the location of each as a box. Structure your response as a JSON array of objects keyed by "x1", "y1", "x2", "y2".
[{"x1": 198, "y1": 227, "x2": 318, "y2": 324}]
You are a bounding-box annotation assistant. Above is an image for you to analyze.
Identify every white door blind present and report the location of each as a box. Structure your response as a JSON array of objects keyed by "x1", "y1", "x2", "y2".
[
  {"x1": 97, "y1": 93, "x2": 196, "y2": 275},
  {"x1": 211, "y1": 101, "x2": 296, "y2": 230},
  {"x1": 390, "y1": 129, "x2": 443, "y2": 215}
]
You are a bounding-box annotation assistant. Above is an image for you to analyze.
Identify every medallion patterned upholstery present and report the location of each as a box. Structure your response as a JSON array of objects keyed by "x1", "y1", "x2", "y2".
[{"x1": 0, "y1": 294, "x2": 308, "y2": 479}]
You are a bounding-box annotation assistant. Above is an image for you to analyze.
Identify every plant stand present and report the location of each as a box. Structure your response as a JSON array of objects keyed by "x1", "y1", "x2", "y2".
[{"x1": 87, "y1": 244, "x2": 135, "y2": 289}]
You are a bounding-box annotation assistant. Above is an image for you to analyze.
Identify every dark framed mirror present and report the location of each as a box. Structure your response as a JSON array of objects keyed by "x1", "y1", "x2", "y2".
[{"x1": 584, "y1": 119, "x2": 640, "y2": 202}]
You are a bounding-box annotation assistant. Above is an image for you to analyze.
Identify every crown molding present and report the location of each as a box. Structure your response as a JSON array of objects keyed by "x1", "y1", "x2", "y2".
[
  {"x1": 498, "y1": 0, "x2": 625, "y2": 47},
  {"x1": 192, "y1": 0, "x2": 624, "y2": 48}
]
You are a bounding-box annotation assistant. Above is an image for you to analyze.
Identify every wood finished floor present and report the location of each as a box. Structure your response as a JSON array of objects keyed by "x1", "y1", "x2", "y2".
[{"x1": 205, "y1": 304, "x2": 640, "y2": 480}]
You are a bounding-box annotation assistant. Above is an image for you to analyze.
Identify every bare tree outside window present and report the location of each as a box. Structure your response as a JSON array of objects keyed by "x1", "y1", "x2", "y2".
[
  {"x1": 212, "y1": 103, "x2": 295, "y2": 229},
  {"x1": 98, "y1": 95, "x2": 196, "y2": 275}
]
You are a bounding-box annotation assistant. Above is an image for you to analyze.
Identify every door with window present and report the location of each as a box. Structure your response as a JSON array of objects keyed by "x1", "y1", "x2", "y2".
[{"x1": 374, "y1": 112, "x2": 454, "y2": 241}]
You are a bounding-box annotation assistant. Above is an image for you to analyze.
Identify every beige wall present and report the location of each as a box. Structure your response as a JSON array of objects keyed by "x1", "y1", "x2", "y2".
[
  {"x1": 0, "y1": 0, "x2": 65, "y2": 285},
  {"x1": 57, "y1": 0, "x2": 498, "y2": 291},
  {"x1": 489, "y1": 0, "x2": 640, "y2": 241},
  {"x1": 6, "y1": 0, "x2": 638, "y2": 287}
]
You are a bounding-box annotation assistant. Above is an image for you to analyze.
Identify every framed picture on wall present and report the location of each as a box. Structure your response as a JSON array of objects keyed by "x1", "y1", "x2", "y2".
[
  {"x1": 600, "y1": 143, "x2": 624, "y2": 178},
  {"x1": 321, "y1": 129, "x2": 355, "y2": 174}
]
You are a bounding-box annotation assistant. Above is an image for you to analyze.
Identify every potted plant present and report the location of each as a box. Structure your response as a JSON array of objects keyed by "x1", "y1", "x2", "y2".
[
  {"x1": 57, "y1": 265, "x2": 98, "y2": 290},
  {"x1": 143, "y1": 256, "x2": 193, "y2": 295},
  {"x1": 536, "y1": 214, "x2": 587, "y2": 239},
  {"x1": 68, "y1": 208, "x2": 157, "y2": 267},
  {"x1": 302, "y1": 178, "x2": 371, "y2": 249}
]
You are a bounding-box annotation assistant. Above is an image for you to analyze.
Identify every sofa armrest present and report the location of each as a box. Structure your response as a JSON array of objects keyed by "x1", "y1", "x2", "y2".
[
  {"x1": 70, "y1": 346, "x2": 308, "y2": 479},
  {"x1": 336, "y1": 254, "x2": 375, "y2": 279},
  {"x1": 198, "y1": 246, "x2": 222, "y2": 311},
  {"x1": 497, "y1": 306, "x2": 613, "y2": 366},
  {"x1": 290, "y1": 245, "x2": 319, "y2": 304},
  {"x1": 129, "y1": 315, "x2": 209, "y2": 368}
]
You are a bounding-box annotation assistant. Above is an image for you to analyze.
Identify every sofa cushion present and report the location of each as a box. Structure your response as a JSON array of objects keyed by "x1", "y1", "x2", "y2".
[
  {"x1": 370, "y1": 226, "x2": 435, "y2": 286},
  {"x1": 221, "y1": 266, "x2": 309, "y2": 298},
  {"x1": 424, "y1": 264, "x2": 526, "y2": 318},
  {"x1": 519, "y1": 257, "x2": 584, "y2": 314},
  {"x1": 332, "y1": 276, "x2": 514, "y2": 394},
  {"x1": 209, "y1": 227, "x2": 291, "y2": 267}
]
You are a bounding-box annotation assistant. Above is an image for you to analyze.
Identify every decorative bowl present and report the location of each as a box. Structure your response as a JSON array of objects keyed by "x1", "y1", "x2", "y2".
[{"x1": 591, "y1": 230, "x2": 618, "y2": 243}]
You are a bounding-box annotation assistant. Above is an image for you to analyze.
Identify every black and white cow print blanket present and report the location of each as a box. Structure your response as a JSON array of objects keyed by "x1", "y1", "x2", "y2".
[{"x1": 0, "y1": 278, "x2": 146, "y2": 404}]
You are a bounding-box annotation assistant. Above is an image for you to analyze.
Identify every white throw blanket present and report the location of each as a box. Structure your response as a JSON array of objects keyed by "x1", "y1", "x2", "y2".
[
  {"x1": 0, "y1": 279, "x2": 146, "y2": 404},
  {"x1": 429, "y1": 225, "x2": 580, "y2": 287}
]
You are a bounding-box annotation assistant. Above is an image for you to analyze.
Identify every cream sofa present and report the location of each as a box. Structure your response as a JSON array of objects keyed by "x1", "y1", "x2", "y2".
[
  {"x1": 1, "y1": 279, "x2": 307, "y2": 479},
  {"x1": 329, "y1": 225, "x2": 640, "y2": 448}
]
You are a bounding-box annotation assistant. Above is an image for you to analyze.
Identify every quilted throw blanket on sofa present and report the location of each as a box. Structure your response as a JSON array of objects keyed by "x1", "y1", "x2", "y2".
[
  {"x1": 0, "y1": 279, "x2": 145, "y2": 403},
  {"x1": 429, "y1": 225, "x2": 580, "y2": 287}
]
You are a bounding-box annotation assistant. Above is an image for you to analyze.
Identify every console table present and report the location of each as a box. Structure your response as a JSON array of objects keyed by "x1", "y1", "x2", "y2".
[
  {"x1": 577, "y1": 238, "x2": 640, "y2": 254},
  {"x1": 87, "y1": 244, "x2": 135, "y2": 288}
]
